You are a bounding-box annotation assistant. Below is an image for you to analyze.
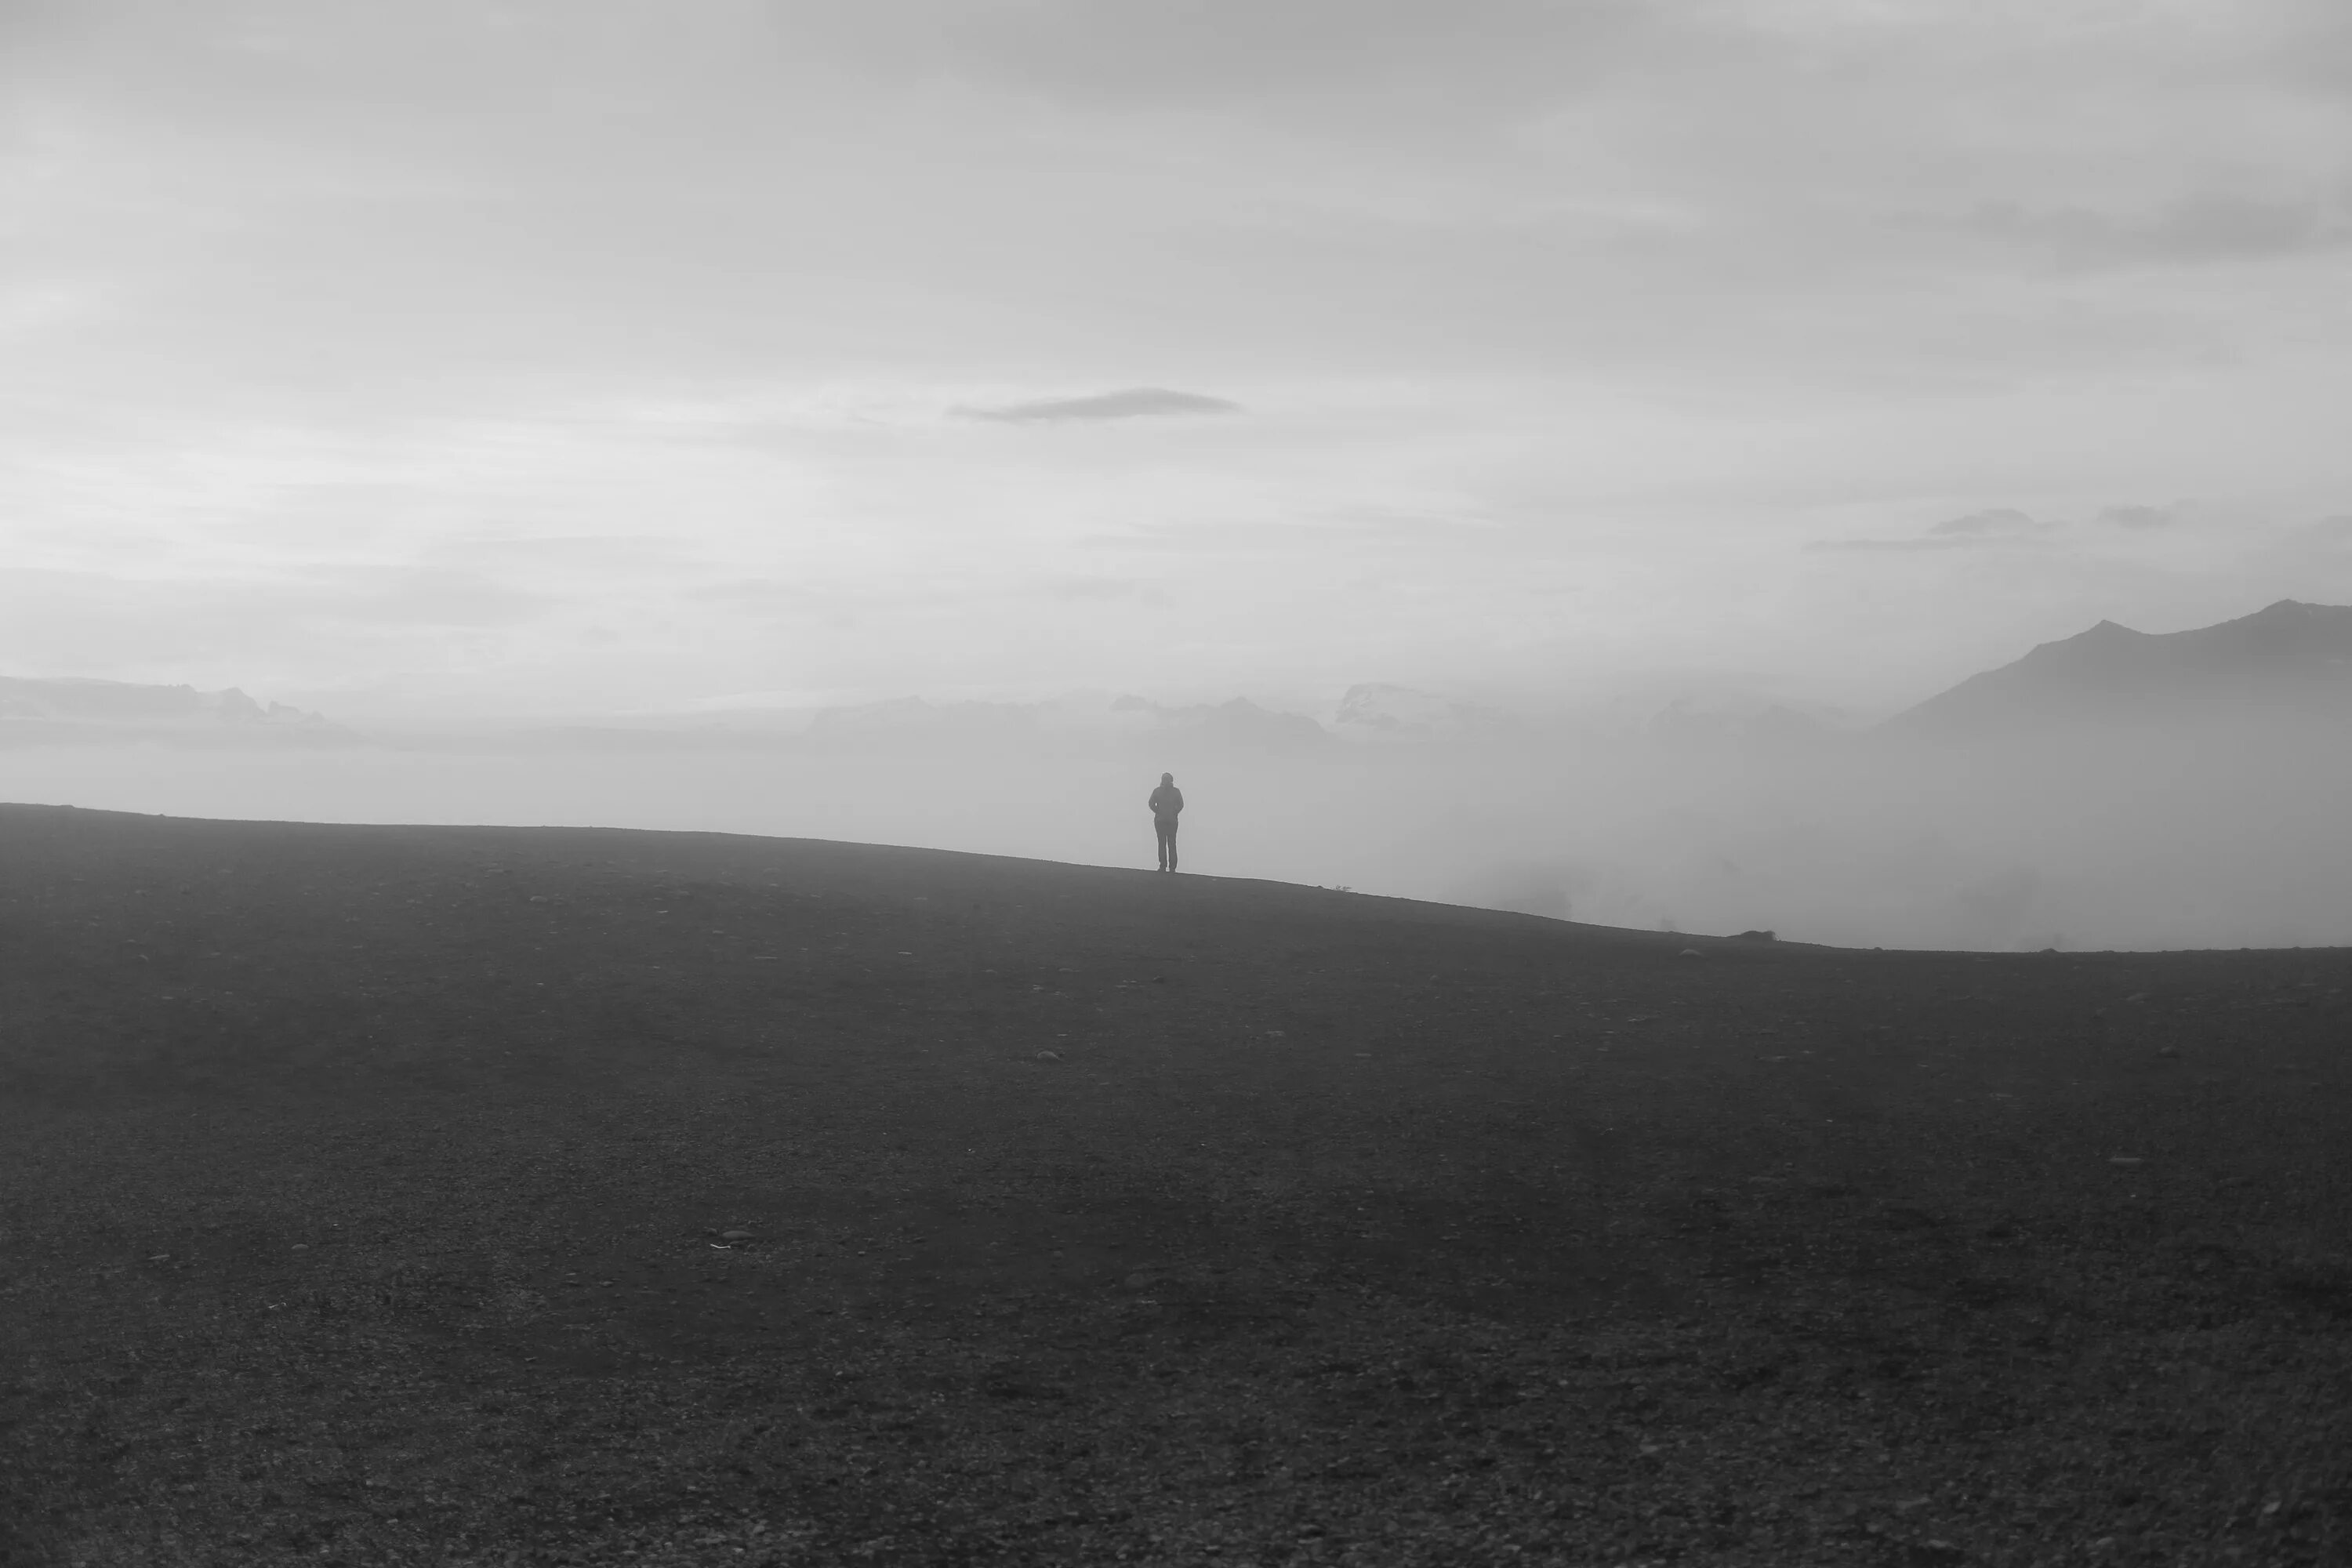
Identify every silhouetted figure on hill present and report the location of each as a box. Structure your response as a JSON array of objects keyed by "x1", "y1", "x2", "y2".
[{"x1": 1148, "y1": 772, "x2": 1184, "y2": 872}]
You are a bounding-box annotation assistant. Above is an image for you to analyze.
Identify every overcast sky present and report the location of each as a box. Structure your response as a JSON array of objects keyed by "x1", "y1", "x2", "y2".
[{"x1": 5, "y1": 0, "x2": 2351, "y2": 720}]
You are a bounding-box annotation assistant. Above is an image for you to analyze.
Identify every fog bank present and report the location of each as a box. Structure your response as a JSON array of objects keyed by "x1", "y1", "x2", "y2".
[{"x1": 7, "y1": 717, "x2": 2347, "y2": 953}]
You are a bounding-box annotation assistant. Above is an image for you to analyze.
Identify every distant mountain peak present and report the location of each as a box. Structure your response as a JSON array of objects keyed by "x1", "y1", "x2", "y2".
[{"x1": 1889, "y1": 601, "x2": 2352, "y2": 733}]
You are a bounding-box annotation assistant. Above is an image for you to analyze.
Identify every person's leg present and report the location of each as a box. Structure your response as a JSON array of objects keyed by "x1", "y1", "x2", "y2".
[
  {"x1": 1166, "y1": 818, "x2": 1178, "y2": 873},
  {"x1": 1155, "y1": 820, "x2": 1171, "y2": 871}
]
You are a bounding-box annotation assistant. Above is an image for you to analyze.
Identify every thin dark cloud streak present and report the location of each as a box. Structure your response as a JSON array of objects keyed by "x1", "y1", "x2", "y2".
[
  {"x1": 954, "y1": 388, "x2": 1243, "y2": 423},
  {"x1": 1806, "y1": 538, "x2": 1997, "y2": 555},
  {"x1": 1929, "y1": 509, "x2": 2053, "y2": 538}
]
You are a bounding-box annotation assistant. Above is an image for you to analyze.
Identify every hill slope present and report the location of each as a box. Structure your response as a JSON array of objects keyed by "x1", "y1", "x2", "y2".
[
  {"x1": 2, "y1": 806, "x2": 2347, "y2": 1565},
  {"x1": 1886, "y1": 599, "x2": 2352, "y2": 734}
]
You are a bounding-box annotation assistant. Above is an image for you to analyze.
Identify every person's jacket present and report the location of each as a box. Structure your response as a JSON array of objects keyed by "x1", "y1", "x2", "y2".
[{"x1": 1148, "y1": 786, "x2": 1183, "y2": 820}]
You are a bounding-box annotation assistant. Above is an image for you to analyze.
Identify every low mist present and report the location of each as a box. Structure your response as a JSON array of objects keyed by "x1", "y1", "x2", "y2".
[{"x1": 8, "y1": 713, "x2": 2349, "y2": 953}]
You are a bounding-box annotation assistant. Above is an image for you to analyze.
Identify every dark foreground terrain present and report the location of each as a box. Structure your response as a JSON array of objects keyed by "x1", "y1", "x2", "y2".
[{"x1": 2, "y1": 805, "x2": 2347, "y2": 1567}]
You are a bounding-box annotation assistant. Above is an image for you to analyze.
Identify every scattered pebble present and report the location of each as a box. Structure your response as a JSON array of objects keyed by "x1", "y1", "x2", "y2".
[
  {"x1": 720, "y1": 1229, "x2": 755, "y2": 1242},
  {"x1": 2108, "y1": 1156, "x2": 2144, "y2": 1167},
  {"x1": 2157, "y1": 1046, "x2": 2180, "y2": 1058},
  {"x1": 1036, "y1": 1050, "x2": 1063, "y2": 1062},
  {"x1": 1677, "y1": 949, "x2": 1704, "y2": 959},
  {"x1": 2125, "y1": 992, "x2": 2149, "y2": 1003},
  {"x1": 147, "y1": 1254, "x2": 171, "y2": 1263}
]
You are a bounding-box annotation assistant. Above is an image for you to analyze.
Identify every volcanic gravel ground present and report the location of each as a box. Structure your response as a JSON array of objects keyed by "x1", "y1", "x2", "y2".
[{"x1": 1, "y1": 804, "x2": 2348, "y2": 1566}]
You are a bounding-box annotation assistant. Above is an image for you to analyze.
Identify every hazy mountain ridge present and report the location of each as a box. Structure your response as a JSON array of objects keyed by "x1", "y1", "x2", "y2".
[
  {"x1": 0, "y1": 677, "x2": 354, "y2": 746},
  {"x1": 1332, "y1": 683, "x2": 1515, "y2": 739},
  {"x1": 13, "y1": 600, "x2": 2348, "y2": 758},
  {"x1": 1886, "y1": 599, "x2": 2352, "y2": 734},
  {"x1": 806, "y1": 693, "x2": 1330, "y2": 754}
]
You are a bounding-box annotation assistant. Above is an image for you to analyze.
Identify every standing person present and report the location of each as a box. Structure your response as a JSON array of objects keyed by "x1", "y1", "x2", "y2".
[{"x1": 1148, "y1": 772, "x2": 1184, "y2": 872}]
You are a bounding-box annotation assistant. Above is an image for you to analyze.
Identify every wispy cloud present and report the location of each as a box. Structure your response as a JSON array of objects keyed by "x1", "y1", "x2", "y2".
[
  {"x1": 1969, "y1": 192, "x2": 2352, "y2": 269},
  {"x1": 1928, "y1": 508, "x2": 2053, "y2": 538},
  {"x1": 1809, "y1": 509, "x2": 2060, "y2": 554},
  {"x1": 1805, "y1": 536, "x2": 1978, "y2": 555},
  {"x1": 954, "y1": 388, "x2": 1243, "y2": 424},
  {"x1": 1040, "y1": 575, "x2": 1168, "y2": 604}
]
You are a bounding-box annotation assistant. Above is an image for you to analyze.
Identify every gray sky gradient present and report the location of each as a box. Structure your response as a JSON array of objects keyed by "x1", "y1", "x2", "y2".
[{"x1": 5, "y1": 0, "x2": 2351, "y2": 719}]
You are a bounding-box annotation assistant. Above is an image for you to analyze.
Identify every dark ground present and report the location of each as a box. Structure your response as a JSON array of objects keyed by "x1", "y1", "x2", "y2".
[{"x1": 1, "y1": 803, "x2": 2347, "y2": 1567}]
